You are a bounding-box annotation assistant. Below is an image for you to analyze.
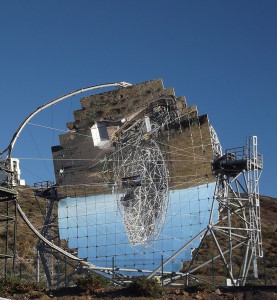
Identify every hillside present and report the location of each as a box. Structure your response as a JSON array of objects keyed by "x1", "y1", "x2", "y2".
[{"x1": 258, "y1": 196, "x2": 277, "y2": 284}]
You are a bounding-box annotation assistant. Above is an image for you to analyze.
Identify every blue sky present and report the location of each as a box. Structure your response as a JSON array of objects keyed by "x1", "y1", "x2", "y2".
[{"x1": 0, "y1": 0, "x2": 276, "y2": 197}]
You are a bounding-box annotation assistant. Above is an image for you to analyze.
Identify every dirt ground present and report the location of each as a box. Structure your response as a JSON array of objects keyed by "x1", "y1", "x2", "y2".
[{"x1": 7, "y1": 285, "x2": 277, "y2": 300}]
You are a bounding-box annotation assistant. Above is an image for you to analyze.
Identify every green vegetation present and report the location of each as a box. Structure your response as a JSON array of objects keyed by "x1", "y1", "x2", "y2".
[
  {"x1": 73, "y1": 272, "x2": 110, "y2": 293},
  {"x1": 128, "y1": 276, "x2": 165, "y2": 298},
  {"x1": 0, "y1": 276, "x2": 44, "y2": 297},
  {"x1": 189, "y1": 281, "x2": 215, "y2": 293}
]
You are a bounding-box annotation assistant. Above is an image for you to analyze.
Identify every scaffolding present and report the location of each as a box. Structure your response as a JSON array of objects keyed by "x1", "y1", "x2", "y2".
[
  {"x1": 34, "y1": 181, "x2": 80, "y2": 287},
  {"x1": 0, "y1": 159, "x2": 18, "y2": 278},
  {"x1": 209, "y1": 136, "x2": 263, "y2": 284},
  {"x1": 149, "y1": 136, "x2": 263, "y2": 286}
]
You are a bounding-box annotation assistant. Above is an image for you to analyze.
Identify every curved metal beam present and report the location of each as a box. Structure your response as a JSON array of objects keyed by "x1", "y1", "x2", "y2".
[
  {"x1": 17, "y1": 203, "x2": 83, "y2": 262},
  {"x1": 1, "y1": 82, "x2": 132, "y2": 159}
]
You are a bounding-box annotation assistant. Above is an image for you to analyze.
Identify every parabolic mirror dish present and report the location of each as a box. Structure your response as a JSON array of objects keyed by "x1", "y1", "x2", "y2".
[{"x1": 51, "y1": 79, "x2": 219, "y2": 273}]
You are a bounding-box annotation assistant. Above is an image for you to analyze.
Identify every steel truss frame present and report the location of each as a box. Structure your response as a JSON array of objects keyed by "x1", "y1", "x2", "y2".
[
  {"x1": 113, "y1": 138, "x2": 169, "y2": 247},
  {"x1": 34, "y1": 181, "x2": 80, "y2": 287},
  {"x1": 35, "y1": 181, "x2": 60, "y2": 286},
  {"x1": 112, "y1": 96, "x2": 180, "y2": 247},
  {"x1": 0, "y1": 160, "x2": 18, "y2": 278},
  {"x1": 148, "y1": 136, "x2": 263, "y2": 286}
]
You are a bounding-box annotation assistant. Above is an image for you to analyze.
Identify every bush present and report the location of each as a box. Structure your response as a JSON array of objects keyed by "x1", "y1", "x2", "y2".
[
  {"x1": 188, "y1": 281, "x2": 215, "y2": 293},
  {"x1": 0, "y1": 276, "x2": 44, "y2": 296},
  {"x1": 74, "y1": 272, "x2": 109, "y2": 293},
  {"x1": 128, "y1": 276, "x2": 164, "y2": 298}
]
